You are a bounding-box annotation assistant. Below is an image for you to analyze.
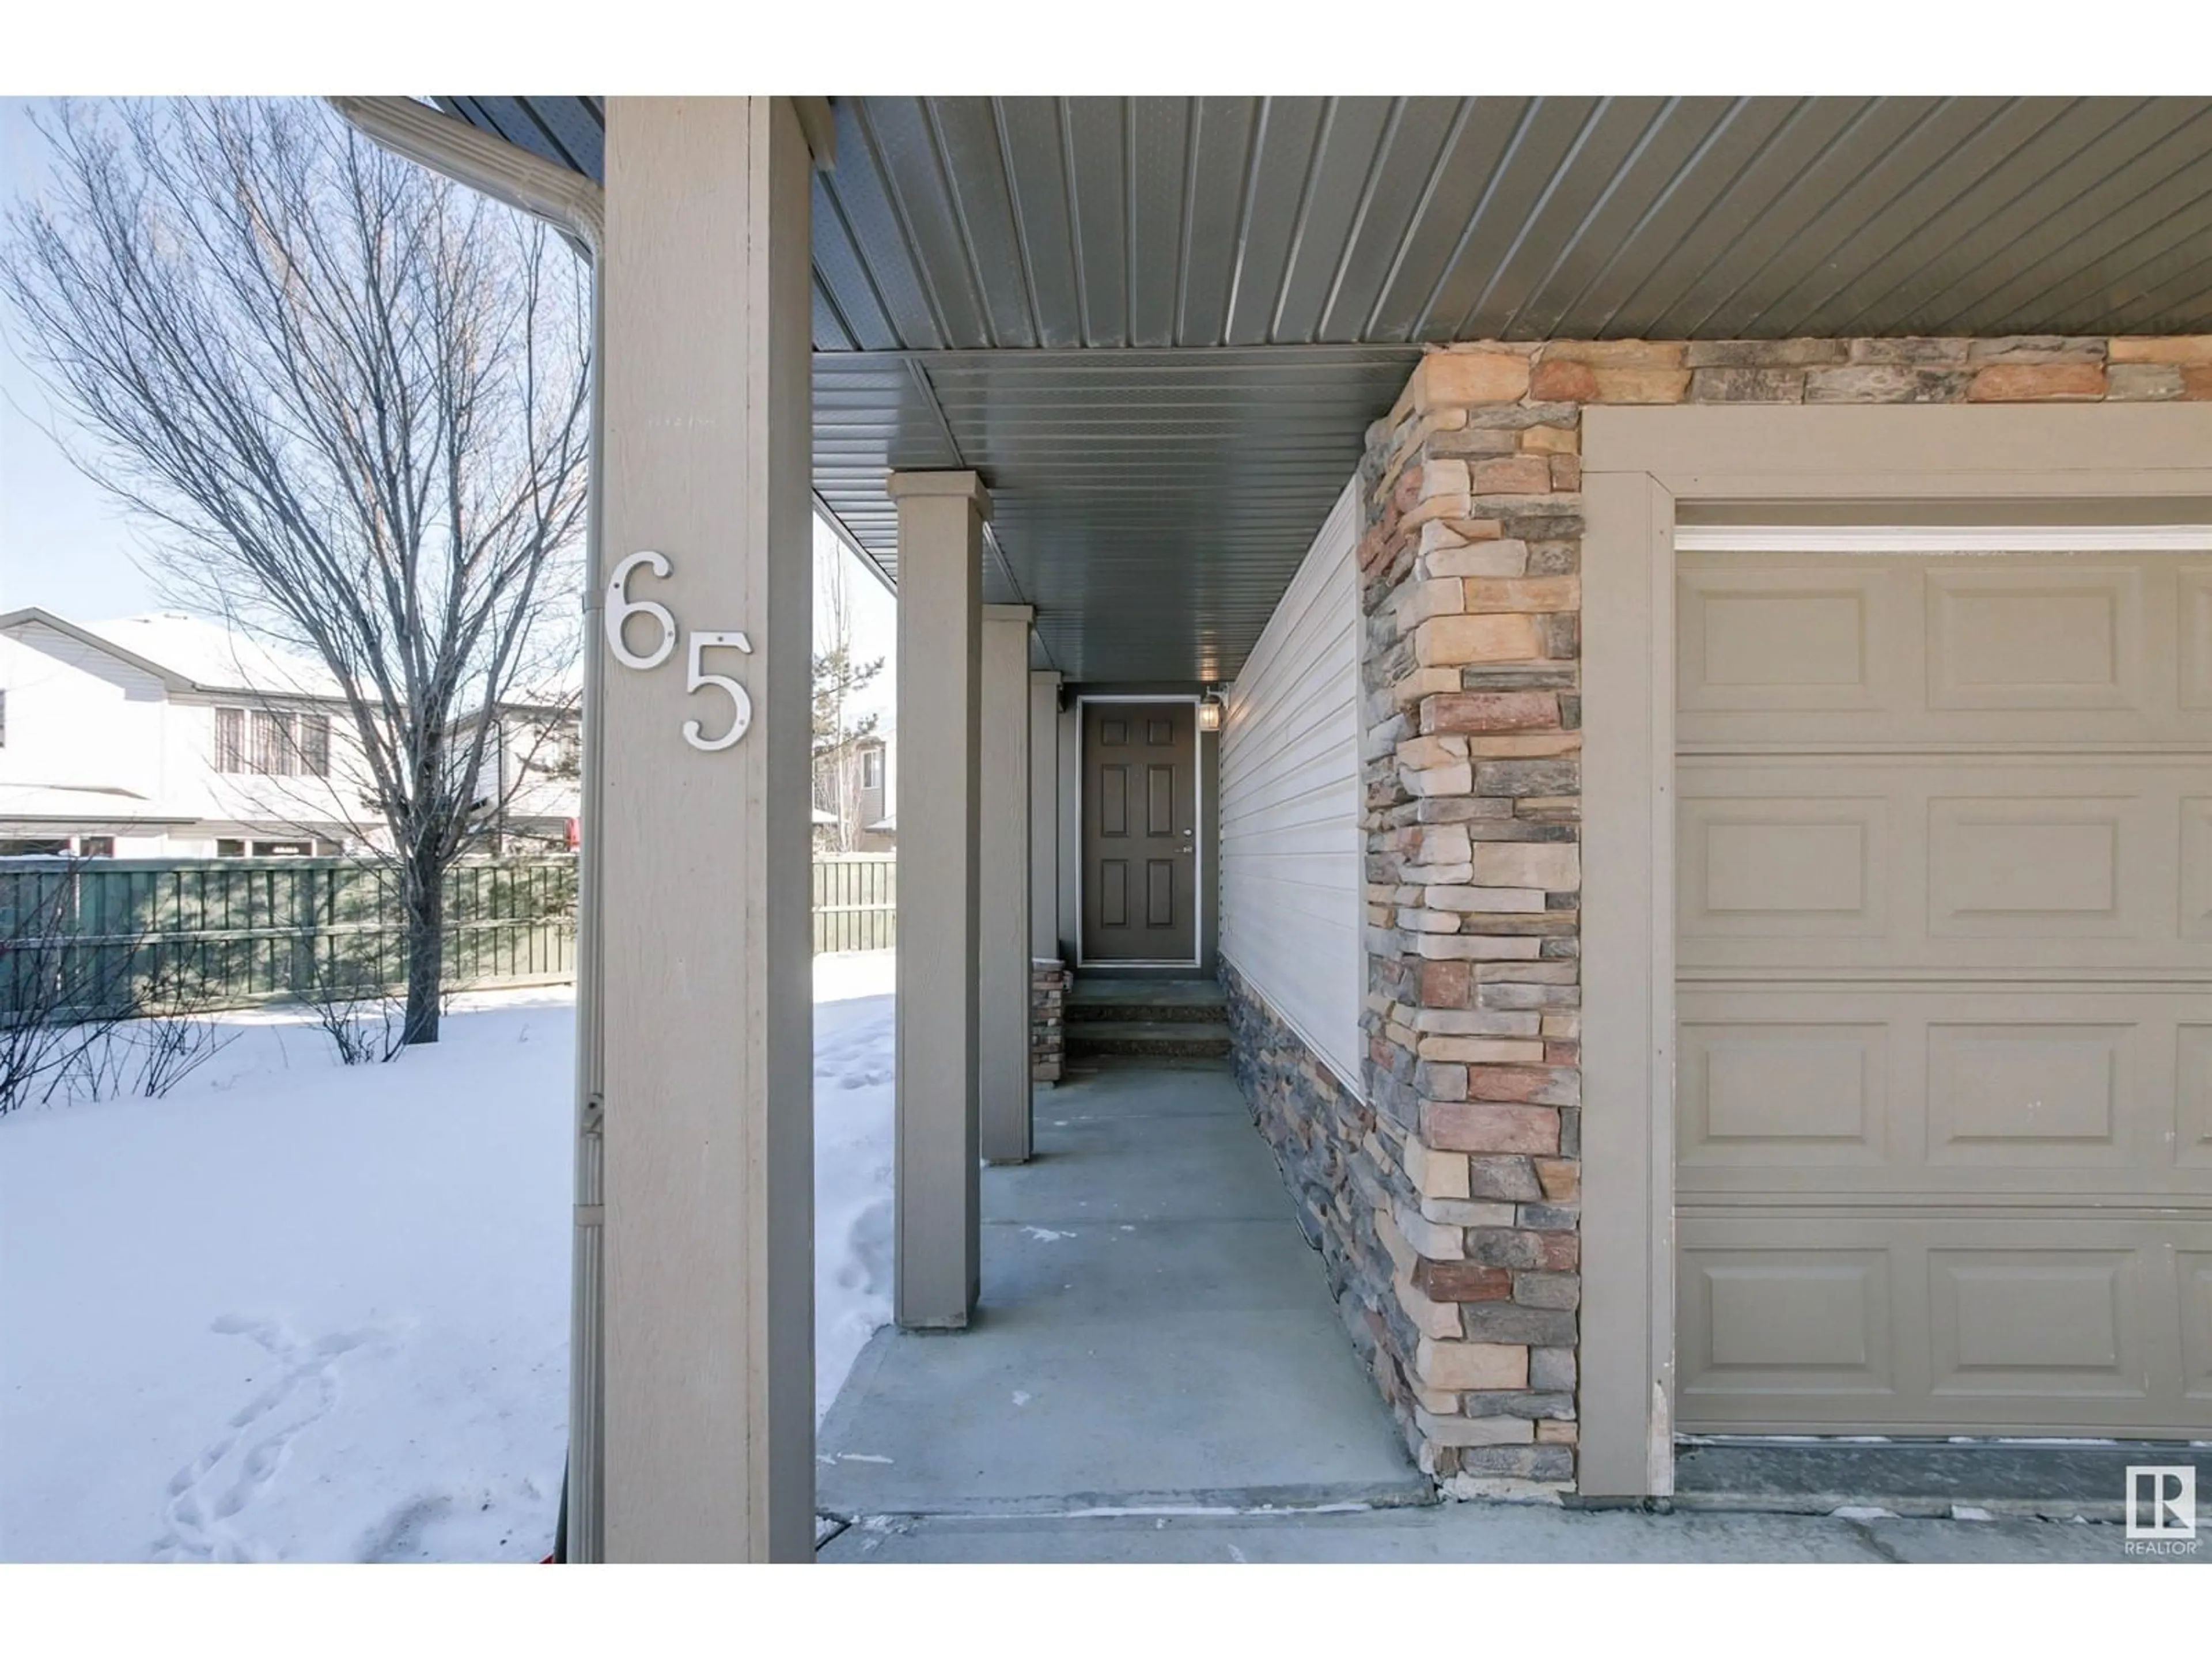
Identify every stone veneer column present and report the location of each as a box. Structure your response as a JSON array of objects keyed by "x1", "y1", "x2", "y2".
[
  {"x1": 1358, "y1": 343, "x2": 1585, "y2": 1495},
  {"x1": 1354, "y1": 330, "x2": 2211, "y2": 1496},
  {"x1": 1030, "y1": 959, "x2": 1069, "y2": 1083}
]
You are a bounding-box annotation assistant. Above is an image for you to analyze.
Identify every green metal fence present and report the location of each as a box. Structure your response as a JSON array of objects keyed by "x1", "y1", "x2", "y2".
[
  {"x1": 812, "y1": 853, "x2": 896, "y2": 953},
  {"x1": 0, "y1": 856, "x2": 579, "y2": 1018},
  {"x1": 3, "y1": 850, "x2": 897, "y2": 1018}
]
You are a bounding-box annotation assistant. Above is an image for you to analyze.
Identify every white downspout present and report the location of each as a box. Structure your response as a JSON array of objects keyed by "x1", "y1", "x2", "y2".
[{"x1": 324, "y1": 96, "x2": 608, "y2": 1563}]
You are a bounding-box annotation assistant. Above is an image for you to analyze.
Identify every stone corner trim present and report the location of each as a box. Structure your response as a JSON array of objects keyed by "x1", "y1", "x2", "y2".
[{"x1": 1351, "y1": 329, "x2": 2205, "y2": 1495}]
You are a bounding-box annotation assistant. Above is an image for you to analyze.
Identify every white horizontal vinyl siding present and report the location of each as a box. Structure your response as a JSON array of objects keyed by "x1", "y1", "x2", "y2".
[{"x1": 1218, "y1": 477, "x2": 1362, "y2": 1092}]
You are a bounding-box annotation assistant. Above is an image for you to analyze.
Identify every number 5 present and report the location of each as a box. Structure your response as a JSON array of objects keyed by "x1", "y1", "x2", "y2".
[{"x1": 684, "y1": 631, "x2": 753, "y2": 751}]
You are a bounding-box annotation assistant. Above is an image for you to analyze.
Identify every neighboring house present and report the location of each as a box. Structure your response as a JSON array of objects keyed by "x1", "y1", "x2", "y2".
[
  {"x1": 812, "y1": 726, "x2": 894, "y2": 852},
  {"x1": 0, "y1": 608, "x2": 579, "y2": 857},
  {"x1": 355, "y1": 93, "x2": 2212, "y2": 1563},
  {"x1": 852, "y1": 730, "x2": 893, "y2": 850},
  {"x1": 463, "y1": 688, "x2": 585, "y2": 855}
]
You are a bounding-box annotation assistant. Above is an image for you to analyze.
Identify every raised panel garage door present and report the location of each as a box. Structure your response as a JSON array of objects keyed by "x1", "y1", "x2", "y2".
[{"x1": 1674, "y1": 543, "x2": 2212, "y2": 1437}]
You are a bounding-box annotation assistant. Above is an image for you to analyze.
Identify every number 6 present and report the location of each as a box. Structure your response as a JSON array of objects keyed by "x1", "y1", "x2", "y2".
[
  {"x1": 605, "y1": 551, "x2": 677, "y2": 671},
  {"x1": 683, "y1": 630, "x2": 753, "y2": 751}
]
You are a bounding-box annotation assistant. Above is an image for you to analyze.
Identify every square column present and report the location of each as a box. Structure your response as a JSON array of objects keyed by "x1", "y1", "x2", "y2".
[
  {"x1": 980, "y1": 605, "x2": 1035, "y2": 1163},
  {"x1": 597, "y1": 97, "x2": 816, "y2": 1561},
  {"x1": 1028, "y1": 671, "x2": 1062, "y2": 963},
  {"x1": 890, "y1": 470, "x2": 990, "y2": 1328}
]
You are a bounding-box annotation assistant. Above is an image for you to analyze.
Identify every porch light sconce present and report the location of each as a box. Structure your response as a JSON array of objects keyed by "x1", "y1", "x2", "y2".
[{"x1": 1198, "y1": 687, "x2": 1224, "y2": 733}]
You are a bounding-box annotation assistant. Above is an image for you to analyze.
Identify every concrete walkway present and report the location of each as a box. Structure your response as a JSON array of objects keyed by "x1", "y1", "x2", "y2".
[
  {"x1": 816, "y1": 1055, "x2": 1427, "y2": 1519},
  {"x1": 814, "y1": 1052, "x2": 2200, "y2": 1565},
  {"x1": 820, "y1": 1503, "x2": 2150, "y2": 1564}
]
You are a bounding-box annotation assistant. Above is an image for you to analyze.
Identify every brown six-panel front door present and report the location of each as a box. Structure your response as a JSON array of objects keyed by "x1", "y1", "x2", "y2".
[{"x1": 1082, "y1": 700, "x2": 1197, "y2": 962}]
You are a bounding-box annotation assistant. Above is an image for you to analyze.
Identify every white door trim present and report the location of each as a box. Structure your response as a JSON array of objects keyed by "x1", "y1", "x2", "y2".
[
  {"x1": 1673, "y1": 523, "x2": 2212, "y2": 553},
  {"x1": 1074, "y1": 692, "x2": 1206, "y2": 970}
]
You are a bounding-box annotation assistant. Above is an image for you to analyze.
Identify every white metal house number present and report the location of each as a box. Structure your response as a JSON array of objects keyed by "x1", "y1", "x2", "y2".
[{"x1": 604, "y1": 550, "x2": 753, "y2": 752}]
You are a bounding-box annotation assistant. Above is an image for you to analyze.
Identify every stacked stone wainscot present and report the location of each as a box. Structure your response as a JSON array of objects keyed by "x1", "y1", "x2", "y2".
[{"x1": 1031, "y1": 957, "x2": 1069, "y2": 1084}]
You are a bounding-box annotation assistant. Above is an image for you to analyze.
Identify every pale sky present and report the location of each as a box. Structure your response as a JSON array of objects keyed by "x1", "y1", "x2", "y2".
[
  {"x1": 0, "y1": 94, "x2": 896, "y2": 726},
  {"x1": 0, "y1": 98, "x2": 154, "y2": 618}
]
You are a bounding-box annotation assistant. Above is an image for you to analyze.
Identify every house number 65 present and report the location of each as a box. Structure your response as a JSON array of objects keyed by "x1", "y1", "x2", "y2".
[{"x1": 605, "y1": 550, "x2": 754, "y2": 752}]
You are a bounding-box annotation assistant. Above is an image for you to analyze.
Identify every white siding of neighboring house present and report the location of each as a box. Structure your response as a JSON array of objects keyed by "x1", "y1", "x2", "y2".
[
  {"x1": 0, "y1": 622, "x2": 176, "y2": 852},
  {"x1": 1218, "y1": 476, "x2": 1363, "y2": 1091},
  {"x1": 0, "y1": 617, "x2": 379, "y2": 853},
  {"x1": 0, "y1": 621, "x2": 171, "y2": 798},
  {"x1": 178, "y1": 694, "x2": 369, "y2": 843}
]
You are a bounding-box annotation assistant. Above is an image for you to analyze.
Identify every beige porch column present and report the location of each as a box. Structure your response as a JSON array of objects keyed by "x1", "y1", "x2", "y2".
[
  {"x1": 597, "y1": 97, "x2": 816, "y2": 1563},
  {"x1": 1028, "y1": 671, "x2": 1062, "y2": 963},
  {"x1": 891, "y1": 471, "x2": 991, "y2": 1327},
  {"x1": 980, "y1": 605, "x2": 1036, "y2": 1163}
]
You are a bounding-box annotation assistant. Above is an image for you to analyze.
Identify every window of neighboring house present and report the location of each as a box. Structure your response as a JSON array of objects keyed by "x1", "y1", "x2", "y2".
[
  {"x1": 0, "y1": 838, "x2": 69, "y2": 856},
  {"x1": 861, "y1": 747, "x2": 883, "y2": 789},
  {"x1": 298, "y1": 711, "x2": 332, "y2": 778},
  {"x1": 75, "y1": 836, "x2": 116, "y2": 858},
  {"x1": 0, "y1": 686, "x2": 8, "y2": 746},
  {"x1": 215, "y1": 838, "x2": 247, "y2": 857},
  {"x1": 251, "y1": 709, "x2": 289, "y2": 776},
  {"x1": 215, "y1": 706, "x2": 245, "y2": 772},
  {"x1": 251, "y1": 839, "x2": 315, "y2": 857},
  {"x1": 215, "y1": 706, "x2": 331, "y2": 777}
]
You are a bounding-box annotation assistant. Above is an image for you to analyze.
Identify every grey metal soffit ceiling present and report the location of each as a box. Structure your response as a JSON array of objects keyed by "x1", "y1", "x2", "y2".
[{"x1": 437, "y1": 95, "x2": 2212, "y2": 677}]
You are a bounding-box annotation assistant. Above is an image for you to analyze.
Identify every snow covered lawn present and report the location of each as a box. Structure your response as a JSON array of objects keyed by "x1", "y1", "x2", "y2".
[{"x1": 0, "y1": 952, "x2": 896, "y2": 1563}]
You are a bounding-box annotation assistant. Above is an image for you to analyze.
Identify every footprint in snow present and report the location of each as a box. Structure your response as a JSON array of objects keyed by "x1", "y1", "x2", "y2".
[{"x1": 151, "y1": 1315, "x2": 385, "y2": 1563}]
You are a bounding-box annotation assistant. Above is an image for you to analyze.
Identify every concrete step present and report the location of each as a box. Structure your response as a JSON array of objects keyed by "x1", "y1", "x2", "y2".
[
  {"x1": 1068, "y1": 999, "x2": 1228, "y2": 1026},
  {"x1": 1066, "y1": 1020, "x2": 1232, "y2": 1059},
  {"x1": 1066, "y1": 979, "x2": 1228, "y2": 1027}
]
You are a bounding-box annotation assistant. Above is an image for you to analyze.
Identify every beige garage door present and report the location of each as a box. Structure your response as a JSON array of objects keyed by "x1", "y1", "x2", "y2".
[{"x1": 1674, "y1": 540, "x2": 2212, "y2": 1437}]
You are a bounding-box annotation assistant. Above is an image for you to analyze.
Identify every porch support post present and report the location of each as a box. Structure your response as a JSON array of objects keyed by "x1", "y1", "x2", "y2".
[
  {"x1": 980, "y1": 604, "x2": 1036, "y2": 1163},
  {"x1": 597, "y1": 96, "x2": 816, "y2": 1563},
  {"x1": 1028, "y1": 671, "x2": 1062, "y2": 963},
  {"x1": 890, "y1": 469, "x2": 990, "y2": 1327}
]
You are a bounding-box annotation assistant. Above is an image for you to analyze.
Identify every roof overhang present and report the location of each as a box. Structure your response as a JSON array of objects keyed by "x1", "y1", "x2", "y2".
[
  {"x1": 431, "y1": 96, "x2": 2212, "y2": 681},
  {"x1": 0, "y1": 608, "x2": 192, "y2": 692}
]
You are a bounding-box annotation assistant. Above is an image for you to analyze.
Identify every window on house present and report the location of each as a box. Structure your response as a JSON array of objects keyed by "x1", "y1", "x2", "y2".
[
  {"x1": 861, "y1": 747, "x2": 883, "y2": 789},
  {"x1": 251, "y1": 839, "x2": 315, "y2": 857},
  {"x1": 215, "y1": 704, "x2": 333, "y2": 777},
  {"x1": 215, "y1": 706, "x2": 244, "y2": 772},
  {"x1": 0, "y1": 687, "x2": 8, "y2": 747},
  {"x1": 251, "y1": 709, "x2": 289, "y2": 776},
  {"x1": 76, "y1": 836, "x2": 115, "y2": 858},
  {"x1": 298, "y1": 712, "x2": 332, "y2": 778},
  {"x1": 215, "y1": 839, "x2": 247, "y2": 857}
]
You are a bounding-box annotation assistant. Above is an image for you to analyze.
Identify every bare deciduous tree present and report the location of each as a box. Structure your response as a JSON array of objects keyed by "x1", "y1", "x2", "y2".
[
  {"x1": 812, "y1": 540, "x2": 884, "y2": 854},
  {"x1": 1, "y1": 98, "x2": 590, "y2": 1045}
]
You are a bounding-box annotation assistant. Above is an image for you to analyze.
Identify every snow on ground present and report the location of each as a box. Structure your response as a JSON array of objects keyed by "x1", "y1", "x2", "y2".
[
  {"x1": 810, "y1": 950, "x2": 896, "y2": 1424},
  {"x1": 0, "y1": 952, "x2": 896, "y2": 1563}
]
